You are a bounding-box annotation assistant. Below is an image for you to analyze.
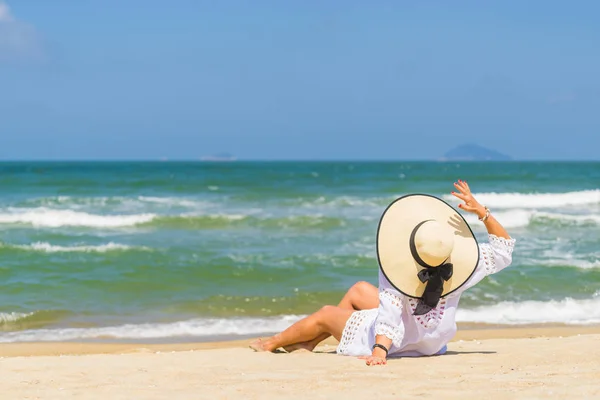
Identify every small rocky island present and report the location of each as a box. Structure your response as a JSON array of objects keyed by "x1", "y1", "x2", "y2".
[
  {"x1": 200, "y1": 153, "x2": 237, "y2": 161},
  {"x1": 440, "y1": 144, "x2": 511, "y2": 161}
]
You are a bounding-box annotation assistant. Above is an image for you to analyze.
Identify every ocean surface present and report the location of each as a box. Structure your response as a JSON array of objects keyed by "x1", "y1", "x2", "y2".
[{"x1": 0, "y1": 161, "x2": 599, "y2": 343}]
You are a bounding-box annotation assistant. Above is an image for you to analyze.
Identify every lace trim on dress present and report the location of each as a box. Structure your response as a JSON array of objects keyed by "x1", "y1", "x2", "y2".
[
  {"x1": 481, "y1": 234, "x2": 516, "y2": 275},
  {"x1": 374, "y1": 321, "x2": 405, "y2": 346},
  {"x1": 408, "y1": 297, "x2": 447, "y2": 329},
  {"x1": 374, "y1": 290, "x2": 405, "y2": 346},
  {"x1": 488, "y1": 234, "x2": 516, "y2": 255},
  {"x1": 480, "y1": 243, "x2": 497, "y2": 275},
  {"x1": 337, "y1": 310, "x2": 371, "y2": 355},
  {"x1": 379, "y1": 289, "x2": 402, "y2": 309}
]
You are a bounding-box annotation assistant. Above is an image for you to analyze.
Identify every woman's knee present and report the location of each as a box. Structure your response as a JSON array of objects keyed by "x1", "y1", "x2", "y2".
[
  {"x1": 352, "y1": 281, "x2": 376, "y2": 295},
  {"x1": 315, "y1": 305, "x2": 340, "y2": 322},
  {"x1": 315, "y1": 305, "x2": 353, "y2": 337},
  {"x1": 347, "y1": 281, "x2": 379, "y2": 310},
  {"x1": 318, "y1": 305, "x2": 337, "y2": 314}
]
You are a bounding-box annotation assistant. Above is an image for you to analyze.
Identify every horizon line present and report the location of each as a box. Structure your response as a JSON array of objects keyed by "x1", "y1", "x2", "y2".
[{"x1": 0, "y1": 158, "x2": 598, "y2": 162}]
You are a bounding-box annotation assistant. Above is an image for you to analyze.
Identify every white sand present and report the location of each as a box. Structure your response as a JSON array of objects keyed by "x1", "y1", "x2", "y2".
[{"x1": 1, "y1": 328, "x2": 599, "y2": 399}]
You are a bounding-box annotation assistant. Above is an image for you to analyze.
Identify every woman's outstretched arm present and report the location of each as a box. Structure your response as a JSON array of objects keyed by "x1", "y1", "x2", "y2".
[
  {"x1": 363, "y1": 276, "x2": 406, "y2": 366},
  {"x1": 361, "y1": 335, "x2": 393, "y2": 366},
  {"x1": 451, "y1": 179, "x2": 511, "y2": 240}
]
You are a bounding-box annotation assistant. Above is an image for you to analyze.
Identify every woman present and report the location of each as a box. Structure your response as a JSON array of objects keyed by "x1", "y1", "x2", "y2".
[{"x1": 250, "y1": 180, "x2": 515, "y2": 366}]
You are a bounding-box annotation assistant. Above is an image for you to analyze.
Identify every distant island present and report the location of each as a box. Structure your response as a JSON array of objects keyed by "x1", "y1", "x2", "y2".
[
  {"x1": 200, "y1": 153, "x2": 237, "y2": 161},
  {"x1": 439, "y1": 144, "x2": 511, "y2": 161}
]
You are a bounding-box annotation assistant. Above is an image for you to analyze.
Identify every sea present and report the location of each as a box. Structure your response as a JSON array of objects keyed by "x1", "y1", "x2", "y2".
[{"x1": 0, "y1": 161, "x2": 599, "y2": 343}]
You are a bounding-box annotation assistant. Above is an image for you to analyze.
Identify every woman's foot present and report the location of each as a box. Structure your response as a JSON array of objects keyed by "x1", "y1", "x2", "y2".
[
  {"x1": 251, "y1": 337, "x2": 316, "y2": 353},
  {"x1": 249, "y1": 336, "x2": 281, "y2": 352},
  {"x1": 249, "y1": 338, "x2": 269, "y2": 352}
]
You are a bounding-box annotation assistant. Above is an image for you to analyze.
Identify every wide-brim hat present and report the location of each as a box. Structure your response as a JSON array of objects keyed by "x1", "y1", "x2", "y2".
[{"x1": 376, "y1": 194, "x2": 480, "y2": 301}]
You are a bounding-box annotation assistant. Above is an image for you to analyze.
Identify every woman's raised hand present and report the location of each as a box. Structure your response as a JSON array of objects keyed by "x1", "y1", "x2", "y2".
[{"x1": 451, "y1": 179, "x2": 486, "y2": 219}]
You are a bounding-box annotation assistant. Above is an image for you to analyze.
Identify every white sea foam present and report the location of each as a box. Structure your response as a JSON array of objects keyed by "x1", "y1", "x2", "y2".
[
  {"x1": 179, "y1": 213, "x2": 248, "y2": 221},
  {"x1": 535, "y1": 212, "x2": 600, "y2": 224},
  {"x1": 297, "y1": 196, "x2": 390, "y2": 209},
  {"x1": 444, "y1": 189, "x2": 600, "y2": 209},
  {"x1": 19, "y1": 196, "x2": 214, "y2": 211},
  {"x1": 0, "y1": 208, "x2": 156, "y2": 228},
  {"x1": 3, "y1": 190, "x2": 600, "y2": 230},
  {"x1": 137, "y1": 196, "x2": 210, "y2": 208},
  {"x1": 20, "y1": 196, "x2": 141, "y2": 209},
  {"x1": 542, "y1": 258, "x2": 600, "y2": 269},
  {"x1": 527, "y1": 249, "x2": 600, "y2": 269},
  {"x1": 457, "y1": 295, "x2": 600, "y2": 325},
  {"x1": 463, "y1": 209, "x2": 533, "y2": 229},
  {"x1": 303, "y1": 191, "x2": 600, "y2": 211},
  {"x1": 3, "y1": 294, "x2": 600, "y2": 342},
  {"x1": 0, "y1": 312, "x2": 34, "y2": 324},
  {"x1": 0, "y1": 315, "x2": 305, "y2": 343},
  {"x1": 464, "y1": 209, "x2": 600, "y2": 229},
  {"x1": 7, "y1": 242, "x2": 147, "y2": 253}
]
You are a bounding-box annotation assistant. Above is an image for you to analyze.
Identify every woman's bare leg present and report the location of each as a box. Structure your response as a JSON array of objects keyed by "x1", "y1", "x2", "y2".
[
  {"x1": 282, "y1": 281, "x2": 379, "y2": 352},
  {"x1": 250, "y1": 305, "x2": 354, "y2": 352},
  {"x1": 338, "y1": 281, "x2": 379, "y2": 310}
]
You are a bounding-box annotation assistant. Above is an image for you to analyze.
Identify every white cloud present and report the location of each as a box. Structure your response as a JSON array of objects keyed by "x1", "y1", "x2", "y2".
[
  {"x1": 0, "y1": 1, "x2": 40, "y2": 61},
  {"x1": 0, "y1": 2, "x2": 13, "y2": 22}
]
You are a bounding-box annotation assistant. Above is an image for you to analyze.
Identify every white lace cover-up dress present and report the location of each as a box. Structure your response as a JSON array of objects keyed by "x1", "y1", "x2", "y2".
[{"x1": 336, "y1": 234, "x2": 516, "y2": 357}]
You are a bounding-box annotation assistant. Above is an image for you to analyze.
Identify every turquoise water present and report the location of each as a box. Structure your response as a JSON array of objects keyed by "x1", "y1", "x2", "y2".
[{"x1": 0, "y1": 161, "x2": 599, "y2": 342}]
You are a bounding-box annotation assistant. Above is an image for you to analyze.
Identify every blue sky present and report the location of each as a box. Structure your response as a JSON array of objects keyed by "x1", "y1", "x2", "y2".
[{"x1": 1, "y1": 1, "x2": 599, "y2": 160}]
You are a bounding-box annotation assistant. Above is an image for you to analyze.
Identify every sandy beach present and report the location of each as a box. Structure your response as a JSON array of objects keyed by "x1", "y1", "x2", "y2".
[{"x1": 1, "y1": 326, "x2": 599, "y2": 399}]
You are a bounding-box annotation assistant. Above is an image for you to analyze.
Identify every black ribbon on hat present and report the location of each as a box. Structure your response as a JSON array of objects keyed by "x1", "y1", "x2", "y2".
[{"x1": 409, "y1": 221, "x2": 454, "y2": 316}]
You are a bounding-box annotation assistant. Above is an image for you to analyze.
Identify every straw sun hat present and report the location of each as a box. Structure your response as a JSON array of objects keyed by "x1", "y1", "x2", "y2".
[{"x1": 376, "y1": 194, "x2": 480, "y2": 315}]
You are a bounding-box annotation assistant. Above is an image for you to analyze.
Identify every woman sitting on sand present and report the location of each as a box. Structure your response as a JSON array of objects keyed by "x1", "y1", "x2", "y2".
[{"x1": 251, "y1": 180, "x2": 515, "y2": 366}]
